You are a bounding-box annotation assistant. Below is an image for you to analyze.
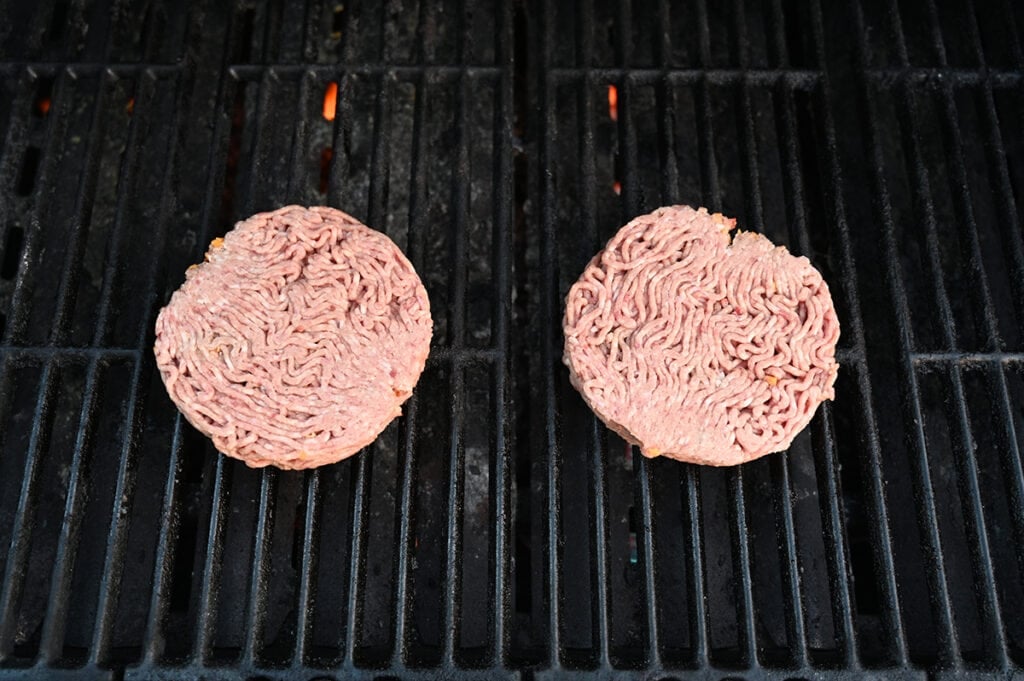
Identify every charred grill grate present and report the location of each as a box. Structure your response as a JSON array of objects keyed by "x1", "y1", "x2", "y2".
[{"x1": 0, "y1": 0, "x2": 1023, "y2": 679}]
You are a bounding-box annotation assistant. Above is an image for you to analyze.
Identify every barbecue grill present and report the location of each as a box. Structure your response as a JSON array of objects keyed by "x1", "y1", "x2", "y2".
[{"x1": 1, "y1": 0, "x2": 1022, "y2": 679}]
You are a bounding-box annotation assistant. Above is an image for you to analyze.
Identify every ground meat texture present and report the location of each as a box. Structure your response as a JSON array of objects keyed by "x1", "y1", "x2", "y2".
[
  {"x1": 154, "y1": 206, "x2": 432, "y2": 470},
  {"x1": 563, "y1": 205, "x2": 839, "y2": 466}
]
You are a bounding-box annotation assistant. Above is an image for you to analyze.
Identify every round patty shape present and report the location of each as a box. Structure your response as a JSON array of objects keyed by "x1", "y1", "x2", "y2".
[
  {"x1": 563, "y1": 205, "x2": 839, "y2": 466},
  {"x1": 154, "y1": 206, "x2": 432, "y2": 470}
]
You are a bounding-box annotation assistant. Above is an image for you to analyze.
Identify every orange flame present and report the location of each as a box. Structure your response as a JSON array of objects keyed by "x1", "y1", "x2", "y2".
[
  {"x1": 323, "y1": 82, "x2": 338, "y2": 121},
  {"x1": 613, "y1": 181, "x2": 621, "y2": 195},
  {"x1": 607, "y1": 84, "x2": 618, "y2": 122},
  {"x1": 36, "y1": 97, "x2": 51, "y2": 116},
  {"x1": 126, "y1": 97, "x2": 135, "y2": 114}
]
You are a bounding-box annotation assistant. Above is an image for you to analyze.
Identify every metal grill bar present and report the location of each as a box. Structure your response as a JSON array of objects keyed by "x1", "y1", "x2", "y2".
[
  {"x1": 657, "y1": 80, "x2": 679, "y2": 205},
  {"x1": 945, "y1": 366, "x2": 1009, "y2": 664},
  {"x1": 851, "y1": 0, "x2": 959, "y2": 663},
  {"x1": 694, "y1": 0, "x2": 713, "y2": 67},
  {"x1": 0, "y1": 347, "x2": 141, "y2": 358},
  {"x1": 912, "y1": 352, "x2": 1024, "y2": 363},
  {"x1": 0, "y1": 361, "x2": 58, "y2": 658},
  {"x1": 614, "y1": 70, "x2": 660, "y2": 668},
  {"x1": 895, "y1": 88, "x2": 957, "y2": 350},
  {"x1": 634, "y1": 458, "x2": 660, "y2": 667},
  {"x1": 4, "y1": 67, "x2": 120, "y2": 663},
  {"x1": 141, "y1": 414, "x2": 184, "y2": 665},
  {"x1": 868, "y1": 112, "x2": 961, "y2": 659},
  {"x1": 772, "y1": 454, "x2": 809, "y2": 666},
  {"x1": 695, "y1": 78, "x2": 721, "y2": 213},
  {"x1": 786, "y1": 114, "x2": 859, "y2": 660},
  {"x1": 885, "y1": 0, "x2": 1014, "y2": 665},
  {"x1": 46, "y1": 76, "x2": 109, "y2": 345},
  {"x1": 2, "y1": 70, "x2": 70, "y2": 345},
  {"x1": 538, "y1": 2, "x2": 562, "y2": 663},
  {"x1": 193, "y1": 457, "x2": 229, "y2": 662},
  {"x1": 992, "y1": 368, "x2": 1024, "y2": 571},
  {"x1": 682, "y1": 468, "x2": 709, "y2": 666},
  {"x1": 935, "y1": 86, "x2": 1002, "y2": 350},
  {"x1": 237, "y1": 59, "x2": 299, "y2": 667},
  {"x1": 552, "y1": 69, "x2": 822, "y2": 85},
  {"x1": 366, "y1": 74, "x2": 393, "y2": 252},
  {"x1": 127, "y1": 78, "x2": 191, "y2": 670},
  {"x1": 771, "y1": 79, "x2": 817, "y2": 668},
  {"x1": 891, "y1": 51, "x2": 1009, "y2": 664},
  {"x1": 490, "y1": 0, "x2": 514, "y2": 663},
  {"x1": 87, "y1": 356, "x2": 147, "y2": 663},
  {"x1": 573, "y1": 13, "x2": 614, "y2": 656},
  {"x1": 341, "y1": 452, "x2": 369, "y2": 665},
  {"x1": 390, "y1": 66, "x2": 431, "y2": 670},
  {"x1": 134, "y1": 67, "x2": 188, "y2": 664},
  {"x1": 968, "y1": 41, "x2": 1024, "y2": 322},
  {"x1": 536, "y1": 3, "x2": 569, "y2": 663},
  {"x1": 588, "y1": 418, "x2": 611, "y2": 668},
  {"x1": 292, "y1": 469, "x2": 320, "y2": 665},
  {"x1": 728, "y1": 468, "x2": 757, "y2": 665},
  {"x1": 441, "y1": 63, "x2": 470, "y2": 666},
  {"x1": 443, "y1": 366, "x2": 465, "y2": 665},
  {"x1": 241, "y1": 469, "x2": 275, "y2": 664},
  {"x1": 0, "y1": 62, "x2": 986, "y2": 82},
  {"x1": 39, "y1": 70, "x2": 160, "y2": 663},
  {"x1": 566, "y1": 3, "x2": 614, "y2": 657},
  {"x1": 919, "y1": 1, "x2": 1012, "y2": 665},
  {"x1": 732, "y1": 61, "x2": 769, "y2": 667},
  {"x1": 285, "y1": 71, "x2": 321, "y2": 671},
  {"x1": 996, "y1": 0, "x2": 1024, "y2": 61},
  {"x1": 37, "y1": 357, "x2": 102, "y2": 662},
  {"x1": 176, "y1": 11, "x2": 253, "y2": 663},
  {"x1": 810, "y1": 0, "x2": 907, "y2": 663},
  {"x1": 88, "y1": 75, "x2": 150, "y2": 346},
  {"x1": 391, "y1": 394, "x2": 417, "y2": 667},
  {"x1": 813, "y1": 403, "x2": 857, "y2": 663},
  {"x1": 0, "y1": 70, "x2": 34, "y2": 197},
  {"x1": 958, "y1": 73, "x2": 1020, "y2": 309},
  {"x1": 738, "y1": 79, "x2": 765, "y2": 233}
]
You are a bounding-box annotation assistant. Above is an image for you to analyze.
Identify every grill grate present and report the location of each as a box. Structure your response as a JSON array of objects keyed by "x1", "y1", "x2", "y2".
[{"x1": 0, "y1": 0, "x2": 1023, "y2": 679}]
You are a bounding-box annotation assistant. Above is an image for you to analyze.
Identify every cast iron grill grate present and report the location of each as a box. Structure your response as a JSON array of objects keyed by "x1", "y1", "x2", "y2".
[{"x1": 0, "y1": 0, "x2": 1022, "y2": 679}]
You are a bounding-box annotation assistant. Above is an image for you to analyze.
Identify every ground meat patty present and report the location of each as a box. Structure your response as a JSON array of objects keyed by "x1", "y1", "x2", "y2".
[
  {"x1": 563, "y1": 205, "x2": 839, "y2": 466},
  {"x1": 154, "y1": 205, "x2": 432, "y2": 470}
]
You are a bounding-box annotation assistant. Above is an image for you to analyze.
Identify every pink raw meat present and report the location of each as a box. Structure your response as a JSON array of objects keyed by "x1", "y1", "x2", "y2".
[
  {"x1": 563, "y1": 205, "x2": 839, "y2": 466},
  {"x1": 154, "y1": 205, "x2": 432, "y2": 469}
]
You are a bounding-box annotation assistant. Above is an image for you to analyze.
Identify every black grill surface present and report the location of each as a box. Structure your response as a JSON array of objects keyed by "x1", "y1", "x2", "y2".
[{"x1": 1, "y1": 0, "x2": 1023, "y2": 679}]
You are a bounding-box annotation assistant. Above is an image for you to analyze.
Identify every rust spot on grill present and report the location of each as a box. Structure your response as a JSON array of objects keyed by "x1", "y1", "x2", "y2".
[{"x1": 126, "y1": 97, "x2": 135, "y2": 115}]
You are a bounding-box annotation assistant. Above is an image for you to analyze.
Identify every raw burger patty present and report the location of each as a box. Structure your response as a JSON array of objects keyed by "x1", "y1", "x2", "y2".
[
  {"x1": 154, "y1": 205, "x2": 432, "y2": 470},
  {"x1": 563, "y1": 205, "x2": 839, "y2": 466}
]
